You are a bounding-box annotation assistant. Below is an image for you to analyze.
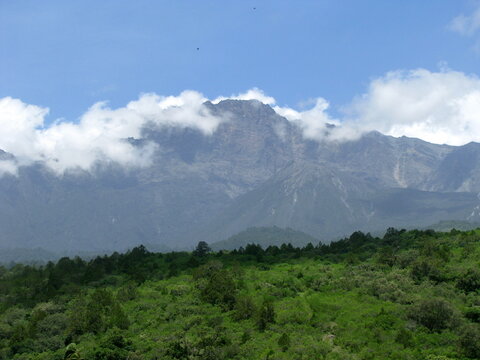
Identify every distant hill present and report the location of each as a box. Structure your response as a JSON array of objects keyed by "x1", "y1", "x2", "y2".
[
  {"x1": 0, "y1": 244, "x2": 172, "y2": 265},
  {"x1": 423, "y1": 220, "x2": 480, "y2": 232},
  {"x1": 0, "y1": 248, "x2": 58, "y2": 265},
  {"x1": 210, "y1": 226, "x2": 319, "y2": 251}
]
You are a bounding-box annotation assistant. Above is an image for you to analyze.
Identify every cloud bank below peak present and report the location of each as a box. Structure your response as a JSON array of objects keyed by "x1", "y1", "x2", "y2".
[{"x1": 2, "y1": 67, "x2": 480, "y2": 176}]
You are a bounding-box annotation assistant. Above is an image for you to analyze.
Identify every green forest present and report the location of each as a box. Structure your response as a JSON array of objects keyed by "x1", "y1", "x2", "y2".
[{"x1": 1, "y1": 228, "x2": 480, "y2": 359}]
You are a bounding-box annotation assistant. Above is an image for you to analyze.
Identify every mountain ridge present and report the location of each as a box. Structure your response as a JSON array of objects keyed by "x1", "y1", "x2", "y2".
[{"x1": 1, "y1": 99, "x2": 480, "y2": 253}]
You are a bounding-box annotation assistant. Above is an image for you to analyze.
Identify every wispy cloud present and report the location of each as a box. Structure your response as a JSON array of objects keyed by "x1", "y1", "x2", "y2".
[
  {"x1": 273, "y1": 98, "x2": 349, "y2": 141},
  {"x1": 448, "y1": 5, "x2": 480, "y2": 36}
]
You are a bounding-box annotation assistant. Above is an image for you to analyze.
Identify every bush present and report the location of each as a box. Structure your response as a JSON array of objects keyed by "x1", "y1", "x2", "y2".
[
  {"x1": 465, "y1": 306, "x2": 480, "y2": 323},
  {"x1": 93, "y1": 328, "x2": 132, "y2": 360},
  {"x1": 278, "y1": 333, "x2": 290, "y2": 351},
  {"x1": 408, "y1": 298, "x2": 458, "y2": 332},
  {"x1": 256, "y1": 299, "x2": 275, "y2": 331},
  {"x1": 67, "y1": 289, "x2": 129, "y2": 336},
  {"x1": 459, "y1": 324, "x2": 480, "y2": 358},
  {"x1": 198, "y1": 269, "x2": 237, "y2": 310},
  {"x1": 33, "y1": 313, "x2": 68, "y2": 352},
  {"x1": 116, "y1": 283, "x2": 138, "y2": 302},
  {"x1": 233, "y1": 295, "x2": 256, "y2": 320},
  {"x1": 276, "y1": 297, "x2": 313, "y2": 325},
  {"x1": 457, "y1": 268, "x2": 480, "y2": 293},
  {"x1": 411, "y1": 259, "x2": 445, "y2": 283}
]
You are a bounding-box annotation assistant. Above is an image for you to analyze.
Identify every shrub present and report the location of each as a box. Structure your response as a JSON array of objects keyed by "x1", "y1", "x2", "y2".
[
  {"x1": 465, "y1": 306, "x2": 480, "y2": 323},
  {"x1": 198, "y1": 269, "x2": 237, "y2": 310},
  {"x1": 458, "y1": 324, "x2": 480, "y2": 359},
  {"x1": 411, "y1": 259, "x2": 445, "y2": 283},
  {"x1": 233, "y1": 295, "x2": 256, "y2": 320},
  {"x1": 116, "y1": 283, "x2": 138, "y2": 302},
  {"x1": 276, "y1": 297, "x2": 313, "y2": 325},
  {"x1": 395, "y1": 327, "x2": 414, "y2": 348},
  {"x1": 64, "y1": 343, "x2": 83, "y2": 360},
  {"x1": 93, "y1": 328, "x2": 133, "y2": 360},
  {"x1": 408, "y1": 298, "x2": 458, "y2": 332},
  {"x1": 257, "y1": 299, "x2": 275, "y2": 331},
  {"x1": 457, "y1": 268, "x2": 480, "y2": 293},
  {"x1": 278, "y1": 333, "x2": 291, "y2": 351},
  {"x1": 33, "y1": 313, "x2": 68, "y2": 352}
]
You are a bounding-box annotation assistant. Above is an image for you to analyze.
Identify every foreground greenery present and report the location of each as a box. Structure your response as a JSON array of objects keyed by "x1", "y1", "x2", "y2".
[{"x1": 0, "y1": 228, "x2": 480, "y2": 359}]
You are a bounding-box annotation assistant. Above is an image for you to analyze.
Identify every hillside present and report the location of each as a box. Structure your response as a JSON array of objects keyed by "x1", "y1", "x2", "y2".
[{"x1": 1, "y1": 228, "x2": 480, "y2": 359}]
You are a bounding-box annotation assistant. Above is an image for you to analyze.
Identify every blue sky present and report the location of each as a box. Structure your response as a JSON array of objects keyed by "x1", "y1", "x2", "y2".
[{"x1": 0, "y1": 0, "x2": 475, "y2": 122}]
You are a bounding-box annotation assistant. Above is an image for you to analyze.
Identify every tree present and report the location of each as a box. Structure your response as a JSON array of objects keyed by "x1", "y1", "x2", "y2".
[
  {"x1": 278, "y1": 333, "x2": 290, "y2": 351},
  {"x1": 383, "y1": 227, "x2": 404, "y2": 246},
  {"x1": 245, "y1": 243, "x2": 263, "y2": 256},
  {"x1": 395, "y1": 327, "x2": 413, "y2": 348},
  {"x1": 457, "y1": 268, "x2": 480, "y2": 293},
  {"x1": 410, "y1": 258, "x2": 444, "y2": 283},
  {"x1": 459, "y1": 324, "x2": 480, "y2": 359},
  {"x1": 109, "y1": 303, "x2": 130, "y2": 330},
  {"x1": 257, "y1": 299, "x2": 275, "y2": 331},
  {"x1": 276, "y1": 297, "x2": 312, "y2": 325},
  {"x1": 64, "y1": 343, "x2": 83, "y2": 360},
  {"x1": 376, "y1": 246, "x2": 396, "y2": 267},
  {"x1": 68, "y1": 289, "x2": 128, "y2": 336},
  {"x1": 303, "y1": 242, "x2": 315, "y2": 252},
  {"x1": 93, "y1": 328, "x2": 132, "y2": 360},
  {"x1": 193, "y1": 241, "x2": 211, "y2": 257},
  {"x1": 199, "y1": 269, "x2": 236, "y2": 309},
  {"x1": 409, "y1": 298, "x2": 457, "y2": 332},
  {"x1": 234, "y1": 295, "x2": 256, "y2": 320}
]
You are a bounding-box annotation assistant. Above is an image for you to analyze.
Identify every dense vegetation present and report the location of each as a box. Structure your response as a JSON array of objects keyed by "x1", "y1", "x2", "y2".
[{"x1": 0, "y1": 228, "x2": 479, "y2": 359}]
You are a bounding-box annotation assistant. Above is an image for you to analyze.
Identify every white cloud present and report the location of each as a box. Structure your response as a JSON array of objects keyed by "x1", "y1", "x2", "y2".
[
  {"x1": 449, "y1": 5, "x2": 480, "y2": 36},
  {"x1": 212, "y1": 87, "x2": 276, "y2": 105},
  {"x1": 0, "y1": 91, "x2": 223, "y2": 175},
  {"x1": 345, "y1": 68, "x2": 480, "y2": 146},
  {"x1": 3, "y1": 69, "x2": 480, "y2": 178},
  {"x1": 212, "y1": 88, "x2": 350, "y2": 141},
  {"x1": 223, "y1": 70, "x2": 480, "y2": 146},
  {"x1": 274, "y1": 98, "x2": 346, "y2": 141}
]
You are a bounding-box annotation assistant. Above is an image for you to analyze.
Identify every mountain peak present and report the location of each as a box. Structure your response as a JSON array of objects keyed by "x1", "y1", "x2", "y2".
[{"x1": 209, "y1": 98, "x2": 277, "y2": 117}]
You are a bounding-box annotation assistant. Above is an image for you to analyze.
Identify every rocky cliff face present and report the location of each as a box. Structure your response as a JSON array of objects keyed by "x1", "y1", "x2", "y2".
[{"x1": 1, "y1": 99, "x2": 480, "y2": 253}]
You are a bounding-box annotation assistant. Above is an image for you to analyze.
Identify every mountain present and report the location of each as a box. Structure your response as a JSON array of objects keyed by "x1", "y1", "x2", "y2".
[
  {"x1": 1, "y1": 99, "x2": 480, "y2": 255},
  {"x1": 199, "y1": 160, "x2": 479, "y2": 244}
]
